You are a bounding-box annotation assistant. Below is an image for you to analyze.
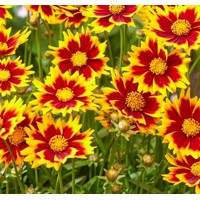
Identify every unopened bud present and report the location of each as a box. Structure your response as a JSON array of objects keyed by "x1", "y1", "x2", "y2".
[
  {"x1": 136, "y1": 29, "x2": 145, "y2": 37},
  {"x1": 89, "y1": 154, "x2": 99, "y2": 162},
  {"x1": 113, "y1": 163, "x2": 123, "y2": 171},
  {"x1": 118, "y1": 119, "x2": 131, "y2": 132},
  {"x1": 122, "y1": 54, "x2": 130, "y2": 64},
  {"x1": 29, "y1": 15, "x2": 39, "y2": 26},
  {"x1": 110, "y1": 111, "x2": 119, "y2": 123},
  {"x1": 106, "y1": 168, "x2": 118, "y2": 182},
  {"x1": 112, "y1": 184, "x2": 120, "y2": 193},
  {"x1": 142, "y1": 154, "x2": 154, "y2": 166},
  {"x1": 15, "y1": 86, "x2": 27, "y2": 94},
  {"x1": 139, "y1": 148, "x2": 146, "y2": 155},
  {"x1": 25, "y1": 185, "x2": 36, "y2": 194}
]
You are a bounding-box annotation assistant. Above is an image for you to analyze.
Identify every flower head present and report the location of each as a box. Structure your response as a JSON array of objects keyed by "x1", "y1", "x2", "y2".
[
  {"x1": 0, "y1": 104, "x2": 41, "y2": 168},
  {"x1": 31, "y1": 66, "x2": 97, "y2": 116},
  {"x1": 21, "y1": 113, "x2": 94, "y2": 171},
  {"x1": 48, "y1": 28, "x2": 109, "y2": 80},
  {"x1": 163, "y1": 153, "x2": 200, "y2": 194},
  {"x1": 53, "y1": 5, "x2": 89, "y2": 28},
  {"x1": 0, "y1": 6, "x2": 12, "y2": 24},
  {"x1": 159, "y1": 88, "x2": 200, "y2": 158},
  {"x1": 0, "y1": 57, "x2": 34, "y2": 97},
  {"x1": 145, "y1": 5, "x2": 200, "y2": 54},
  {"x1": 0, "y1": 97, "x2": 25, "y2": 140},
  {"x1": 0, "y1": 25, "x2": 30, "y2": 58},
  {"x1": 122, "y1": 38, "x2": 190, "y2": 96},
  {"x1": 25, "y1": 5, "x2": 57, "y2": 23},
  {"x1": 83, "y1": 5, "x2": 142, "y2": 33},
  {"x1": 97, "y1": 70, "x2": 163, "y2": 128}
]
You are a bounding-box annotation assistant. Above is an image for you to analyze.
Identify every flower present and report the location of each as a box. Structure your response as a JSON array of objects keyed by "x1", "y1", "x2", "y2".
[
  {"x1": 144, "y1": 5, "x2": 200, "y2": 54},
  {"x1": 47, "y1": 28, "x2": 109, "y2": 80},
  {"x1": 0, "y1": 104, "x2": 41, "y2": 168},
  {"x1": 122, "y1": 38, "x2": 190, "y2": 96},
  {"x1": 97, "y1": 70, "x2": 163, "y2": 129},
  {"x1": 0, "y1": 25, "x2": 30, "y2": 58},
  {"x1": 25, "y1": 5, "x2": 57, "y2": 23},
  {"x1": 163, "y1": 153, "x2": 200, "y2": 194},
  {"x1": 0, "y1": 6, "x2": 12, "y2": 24},
  {"x1": 21, "y1": 113, "x2": 94, "y2": 171},
  {"x1": 0, "y1": 57, "x2": 34, "y2": 97},
  {"x1": 53, "y1": 5, "x2": 89, "y2": 28},
  {"x1": 31, "y1": 66, "x2": 97, "y2": 116},
  {"x1": 83, "y1": 5, "x2": 142, "y2": 33},
  {"x1": 158, "y1": 88, "x2": 200, "y2": 158},
  {"x1": 0, "y1": 97, "x2": 25, "y2": 140}
]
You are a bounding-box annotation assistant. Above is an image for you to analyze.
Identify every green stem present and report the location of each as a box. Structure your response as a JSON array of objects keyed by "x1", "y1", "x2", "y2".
[
  {"x1": 119, "y1": 26, "x2": 124, "y2": 73},
  {"x1": 35, "y1": 15, "x2": 43, "y2": 80},
  {"x1": 58, "y1": 165, "x2": 63, "y2": 194},
  {"x1": 59, "y1": 23, "x2": 63, "y2": 41},
  {"x1": 155, "y1": 136, "x2": 163, "y2": 163},
  {"x1": 148, "y1": 161, "x2": 169, "y2": 193},
  {"x1": 3, "y1": 140, "x2": 25, "y2": 193},
  {"x1": 6, "y1": 181, "x2": 9, "y2": 194},
  {"x1": 104, "y1": 32, "x2": 114, "y2": 67},
  {"x1": 28, "y1": 32, "x2": 33, "y2": 66},
  {"x1": 35, "y1": 168, "x2": 38, "y2": 187},
  {"x1": 188, "y1": 52, "x2": 200, "y2": 78},
  {"x1": 72, "y1": 159, "x2": 75, "y2": 194},
  {"x1": 42, "y1": 166, "x2": 55, "y2": 188},
  {"x1": 192, "y1": 72, "x2": 200, "y2": 96},
  {"x1": 54, "y1": 170, "x2": 59, "y2": 194},
  {"x1": 24, "y1": 11, "x2": 30, "y2": 65}
]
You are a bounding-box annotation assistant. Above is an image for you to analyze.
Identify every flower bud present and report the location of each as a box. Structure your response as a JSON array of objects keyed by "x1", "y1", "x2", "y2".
[
  {"x1": 112, "y1": 184, "x2": 120, "y2": 193},
  {"x1": 122, "y1": 54, "x2": 130, "y2": 64},
  {"x1": 136, "y1": 29, "x2": 145, "y2": 37},
  {"x1": 113, "y1": 162, "x2": 123, "y2": 171},
  {"x1": 89, "y1": 154, "x2": 99, "y2": 162},
  {"x1": 25, "y1": 185, "x2": 36, "y2": 194},
  {"x1": 106, "y1": 168, "x2": 118, "y2": 182},
  {"x1": 142, "y1": 154, "x2": 154, "y2": 166},
  {"x1": 15, "y1": 86, "x2": 27, "y2": 94},
  {"x1": 110, "y1": 111, "x2": 119, "y2": 123},
  {"x1": 118, "y1": 119, "x2": 131, "y2": 132},
  {"x1": 29, "y1": 15, "x2": 39, "y2": 26}
]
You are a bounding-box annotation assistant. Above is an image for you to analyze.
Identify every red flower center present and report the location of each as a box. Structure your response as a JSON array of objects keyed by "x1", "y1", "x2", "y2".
[
  {"x1": 56, "y1": 87, "x2": 74, "y2": 102},
  {"x1": 149, "y1": 57, "x2": 168, "y2": 75},
  {"x1": 0, "y1": 69, "x2": 10, "y2": 82},
  {"x1": 49, "y1": 135, "x2": 68, "y2": 153},
  {"x1": 70, "y1": 51, "x2": 88, "y2": 67},
  {"x1": 125, "y1": 91, "x2": 146, "y2": 111},
  {"x1": 171, "y1": 19, "x2": 191, "y2": 36},
  {"x1": 8, "y1": 126, "x2": 26, "y2": 146},
  {"x1": 182, "y1": 118, "x2": 200, "y2": 137},
  {"x1": 191, "y1": 161, "x2": 200, "y2": 176},
  {"x1": 109, "y1": 5, "x2": 125, "y2": 15}
]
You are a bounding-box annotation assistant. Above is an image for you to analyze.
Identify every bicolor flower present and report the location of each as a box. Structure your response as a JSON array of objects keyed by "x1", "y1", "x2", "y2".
[
  {"x1": 48, "y1": 28, "x2": 109, "y2": 80},
  {"x1": 21, "y1": 113, "x2": 94, "y2": 171}
]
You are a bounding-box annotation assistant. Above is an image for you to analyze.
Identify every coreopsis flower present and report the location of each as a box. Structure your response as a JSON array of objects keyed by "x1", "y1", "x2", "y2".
[
  {"x1": 83, "y1": 5, "x2": 142, "y2": 33},
  {"x1": 47, "y1": 28, "x2": 109, "y2": 80},
  {"x1": 122, "y1": 38, "x2": 190, "y2": 96},
  {"x1": 0, "y1": 25, "x2": 30, "y2": 58},
  {"x1": 0, "y1": 104, "x2": 41, "y2": 168},
  {"x1": 21, "y1": 113, "x2": 94, "y2": 171},
  {"x1": 31, "y1": 66, "x2": 97, "y2": 116},
  {"x1": 0, "y1": 57, "x2": 34, "y2": 97},
  {"x1": 145, "y1": 5, "x2": 200, "y2": 54},
  {"x1": 0, "y1": 6, "x2": 12, "y2": 24},
  {"x1": 0, "y1": 97, "x2": 25, "y2": 140},
  {"x1": 163, "y1": 153, "x2": 200, "y2": 194},
  {"x1": 98, "y1": 70, "x2": 163, "y2": 127},
  {"x1": 53, "y1": 5, "x2": 89, "y2": 28},
  {"x1": 25, "y1": 5, "x2": 57, "y2": 23},
  {"x1": 158, "y1": 88, "x2": 200, "y2": 158}
]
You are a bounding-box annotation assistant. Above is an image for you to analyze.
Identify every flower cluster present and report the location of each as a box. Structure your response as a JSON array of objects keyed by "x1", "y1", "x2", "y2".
[{"x1": 1, "y1": 5, "x2": 200, "y2": 194}]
